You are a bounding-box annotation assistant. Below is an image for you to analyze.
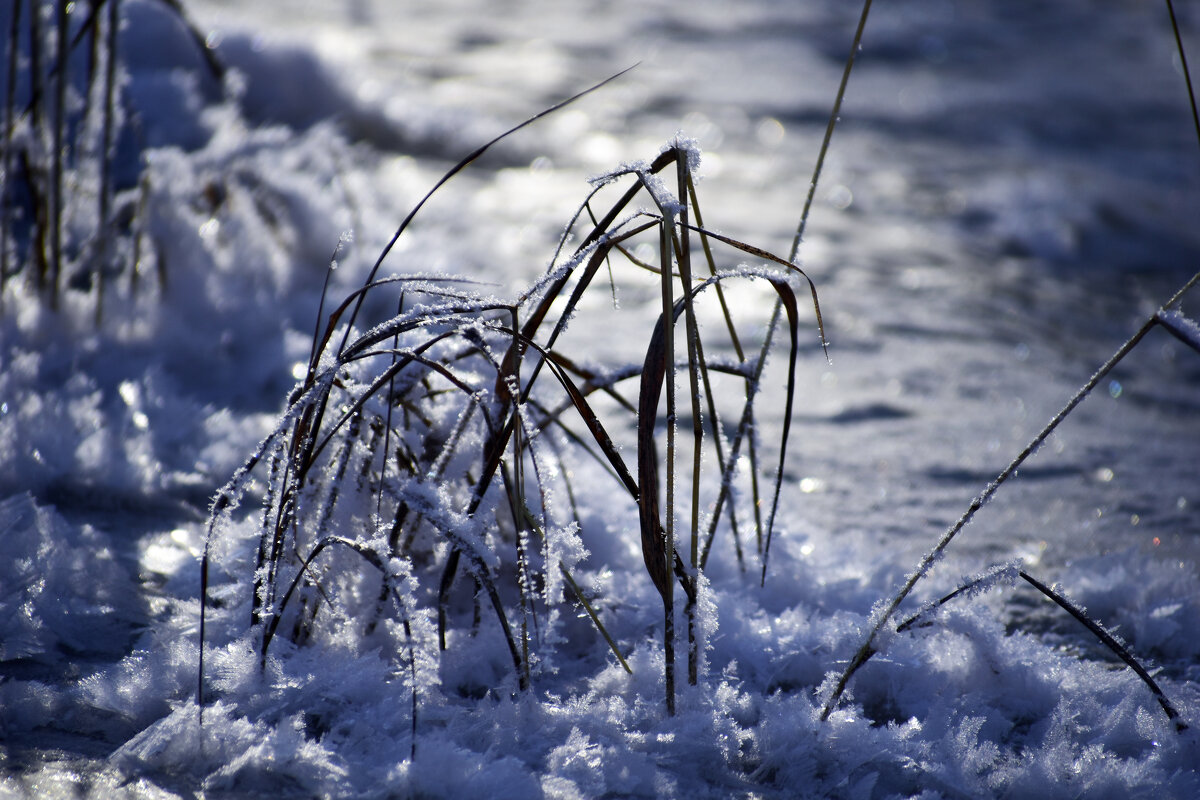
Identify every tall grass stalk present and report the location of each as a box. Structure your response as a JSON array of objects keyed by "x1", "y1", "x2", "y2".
[{"x1": 757, "y1": 0, "x2": 872, "y2": 585}]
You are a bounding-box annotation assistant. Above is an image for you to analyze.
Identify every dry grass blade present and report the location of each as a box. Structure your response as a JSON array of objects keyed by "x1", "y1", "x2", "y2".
[
  {"x1": 1017, "y1": 570, "x2": 1186, "y2": 731},
  {"x1": 339, "y1": 65, "x2": 640, "y2": 352},
  {"x1": 790, "y1": 0, "x2": 874, "y2": 258},
  {"x1": 523, "y1": 337, "x2": 641, "y2": 499},
  {"x1": 637, "y1": 296, "x2": 676, "y2": 605},
  {"x1": 894, "y1": 564, "x2": 1186, "y2": 730}
]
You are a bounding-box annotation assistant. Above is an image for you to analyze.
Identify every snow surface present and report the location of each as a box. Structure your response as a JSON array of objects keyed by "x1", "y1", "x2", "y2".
[{"x1": 3, "y1": 0, "x2": 1200, "y2": 797}]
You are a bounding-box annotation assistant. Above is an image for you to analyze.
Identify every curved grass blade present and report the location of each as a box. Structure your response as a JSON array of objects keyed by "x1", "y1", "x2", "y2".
[
  {"x1": 340, "y1": 66, "x2": 639, "y2": 353},
  {"x1": 1017, "y1": 570, "x2": 1186, "y2": 732},
  {"x1": 263, "y1": 535, "x2": 422, "y2": 758}
]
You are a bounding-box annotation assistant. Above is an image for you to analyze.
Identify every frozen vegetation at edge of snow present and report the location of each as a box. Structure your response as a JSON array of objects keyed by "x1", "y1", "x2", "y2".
[{"x1": 1, "y1": 1, "x2": 1200, "y2": 798}]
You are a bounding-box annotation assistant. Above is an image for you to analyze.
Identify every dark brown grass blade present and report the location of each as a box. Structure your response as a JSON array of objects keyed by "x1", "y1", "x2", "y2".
[
  {"x1": 757, "y1": 278, "x2": 803, "y2": 587},
  {"x1": 511, "y1": 151, "x2": 676, "y2": 396},
  {"x1": 524, "y1": 338, "x2": 641, "y2": 499},
  {"x1": 432, "y1": 210, "x2": 659, "y2": 638},
  {"x1": 637, "y1": 283, "x2": 676, "y2": 604},
  {"x1": 684, "y1": 224, "x2": 827, "y2": 357},
  {"x1": 514, "y1": 216, "x2": 662, "y2": 391}
]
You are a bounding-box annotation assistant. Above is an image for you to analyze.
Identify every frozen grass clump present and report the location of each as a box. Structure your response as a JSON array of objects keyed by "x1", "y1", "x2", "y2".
[{"x1": 198, "y1": 107, "x2": 828, "y2": 735}]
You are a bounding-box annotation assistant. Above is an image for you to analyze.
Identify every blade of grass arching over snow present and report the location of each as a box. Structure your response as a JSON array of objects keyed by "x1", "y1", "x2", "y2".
[
  {"x1": 894, "y1": 562, "x2": 1187, "y2": 730},
  {"x1": 896, "y1": 562, "x2": 1023, "y2": 633},
  {"x1": 305, "y1": 274, "x2": 487, "y2": 382},
  {"x1": 820, "y1": 270, "x2": 1200, "y2": 721},
  {"x1": 1015, "y1": 570, "x2": 1187, "y2": 731},
  {"x1": 339, "y1": 65, "x2": 639, "y2": 353},
  {"x1": 312, "y1": 335, "x2": 497, "y2": 463}
]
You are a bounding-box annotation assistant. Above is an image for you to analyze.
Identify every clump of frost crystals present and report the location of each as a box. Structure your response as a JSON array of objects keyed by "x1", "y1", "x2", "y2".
[
  {"x1": 0, "y1": 494, "x2": 138, "y2": 664},
  {"x1": 664, "y1": 132, "x2": 703, "y2": 174}
]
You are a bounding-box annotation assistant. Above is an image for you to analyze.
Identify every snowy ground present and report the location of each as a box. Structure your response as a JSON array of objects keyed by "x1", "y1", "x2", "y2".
[{"x1": 2, "y1": 0, "x2": 1200, "y2": 797}]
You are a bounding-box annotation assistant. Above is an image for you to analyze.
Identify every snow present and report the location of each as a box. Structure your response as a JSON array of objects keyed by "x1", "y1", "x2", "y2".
[{"x1": 3, "y1": 0, "x2": 1200, "y2": 798}]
